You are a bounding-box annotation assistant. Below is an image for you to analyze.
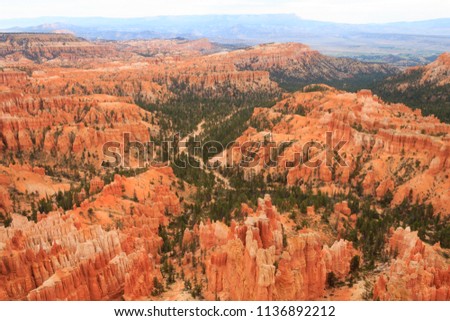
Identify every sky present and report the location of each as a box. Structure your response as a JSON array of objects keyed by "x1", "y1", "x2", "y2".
[{"x1": 0, "y1": 0, "x2": 449, "y2": 24}]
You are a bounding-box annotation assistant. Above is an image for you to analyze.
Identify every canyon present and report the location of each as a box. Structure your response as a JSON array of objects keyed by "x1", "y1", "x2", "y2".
[{"x1": 0, "y1": 34, "x2": 448, "y2": 301}]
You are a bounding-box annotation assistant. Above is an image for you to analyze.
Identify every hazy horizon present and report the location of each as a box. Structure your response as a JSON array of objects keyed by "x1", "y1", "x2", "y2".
[
  {"x1": 1, "y1": 14, "x2": 450, "y2": 26},
  {"x1": 1, "y1": 0, "x2": 450, "y2": 24}
]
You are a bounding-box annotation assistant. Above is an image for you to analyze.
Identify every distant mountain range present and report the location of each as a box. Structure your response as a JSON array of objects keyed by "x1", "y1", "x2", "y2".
[{"x1": 1, "y1": 15, "x2": 449, "y2": 65}]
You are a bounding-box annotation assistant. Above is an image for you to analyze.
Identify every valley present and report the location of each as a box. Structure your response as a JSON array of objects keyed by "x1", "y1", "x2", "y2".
[{"x1": 0, "y1": 33, "x2": 449, "y2": 301}]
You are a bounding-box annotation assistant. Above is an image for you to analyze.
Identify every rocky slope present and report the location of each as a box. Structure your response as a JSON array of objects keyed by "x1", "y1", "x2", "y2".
[
  {"x1": 189, "y1": 195, "x2": 358, "y2": 300},
  {"x1": 228, "y1": 43, "x2": 397, "y2": 90},
  {"x1": 374, "y1": 52, "x2": 450, "y2": 122},
  {"x1": 0, "y1": 36, "x2": 397, "y2": 98},
  {"x1": 374, "y1": 227, "x2": 450, "y2": 300},
  {"x1": 0, "y1": 90, "x2": 159, "y2": 156},
  {"x1": 216, "y1": 86, "x2": 450, "y2": 215},
  {"x1": 0, "y1": 166, "x2": 181, "y2": 300},
  {"x1": 0, "y1": 33, "x2": 117, "y2": 64},
  {"x1": 118, "y1": 38, "x2": 225, "y2": 57}
]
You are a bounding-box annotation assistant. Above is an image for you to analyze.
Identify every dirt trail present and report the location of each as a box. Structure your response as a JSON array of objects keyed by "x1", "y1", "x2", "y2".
[
  {"x1": 179, "y1": 119, "x2": 234, "y2": 190},
  {"x1": 159, "y1": 279, "x2": 193, "y2": 301}
]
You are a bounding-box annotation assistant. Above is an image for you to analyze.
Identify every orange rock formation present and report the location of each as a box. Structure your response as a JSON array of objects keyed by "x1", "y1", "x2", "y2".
[
  {"x1": 374, "y1": 227, "x2": 450, "y2": 300},
  {"x1": 197, "y1": 195, "x2": 357, "y2": 300},
  {"x1": 218, "y1": 86, "x2": 450, "y2": 214},
  {"x1": 0, "y1": 166, "x2": 181, "y2": 300}
]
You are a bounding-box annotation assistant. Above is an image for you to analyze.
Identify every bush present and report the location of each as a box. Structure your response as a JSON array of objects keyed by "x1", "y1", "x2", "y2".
[
  {"x1": 151, "y1": 277, "x2": 165, "y2": 296},
  {"x1": 326, "y1": 272, "x2": 338, "y2": 288},
  {"x1": 350, "y1": 255, "x2": 360, "y2": 273}
]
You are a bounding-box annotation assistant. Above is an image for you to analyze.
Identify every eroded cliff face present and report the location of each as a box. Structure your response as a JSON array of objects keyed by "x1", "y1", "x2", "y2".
[
  {"x1": 0, "y1": 71, "x2": 27, "y2": 85},
  {"x1": 374, "y1": 52, "x2": 450, "y2": 122},
  {"x1": 0, "y1": 213, "x2": 137, "y2": 300},
  {"x1": 229, "y1": 43, "x2": 396, "y2": 88},
  {"x1": 0, "y1": 33, "x2": 118, "y2": 64},
  {"x1": 0, "y1": 185, "x2": 11, "y2": 217},
  {"x1": 0, "y1": 166, "x2": 181, "y2": 300},
  {"x1": 118, "y1": 38, "x2": 224, "y2": 57},
  {"x1": 0, "y1": 91, "x2": 159, "y2": 158},
  {"x1": 390, "y1": 52, "x2": 450, "y2": 89},
  {"x1": 419, "y1": 53, "x2": 450, "y2": 87},
  {"x1": 196, "y1": 195, "x2": 357, "y2": 301},
  {"x1": 217, "y1": 86, "x2": 450, "y2": 214},
  {"x1": 0, "y1": 35, "x2": 280, "y2": 102},
  {"x1": 0, "y1": 40, "x2": 284, "y2": 160},
  {"x1": 374, "y1": 227, "x2": 450, "y2": 301}
]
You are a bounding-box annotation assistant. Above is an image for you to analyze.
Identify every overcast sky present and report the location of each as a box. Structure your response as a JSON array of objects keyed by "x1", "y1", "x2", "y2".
[{"x1": 0, "y1": 0, "x2": 449, "y2": 24}]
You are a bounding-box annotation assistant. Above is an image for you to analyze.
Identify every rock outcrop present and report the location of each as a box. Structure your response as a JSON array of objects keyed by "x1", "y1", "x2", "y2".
[
  {"x1": 0, "y1": 33, "x2": 117, "y2": 63},
  {"x1": 197, "y1": 195, "x2": 356, "y2": 301},
  {"x1": 323, "y1": 239, "x2": 358, "y2": 279},
  {"x1": 375, "y1": 52, "x2": 450, "y2": 122},
  {"x1": 373, "y1": 227, "x2": 450, "y2": 301},
  {"x1": 0, "y1": 165, "x2": 181, "y2": 300},
  {"x1": 1, "y1": 214, "x2": 128, "y2": 300}
]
